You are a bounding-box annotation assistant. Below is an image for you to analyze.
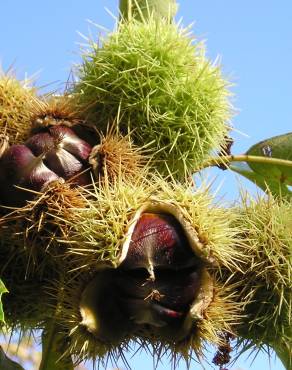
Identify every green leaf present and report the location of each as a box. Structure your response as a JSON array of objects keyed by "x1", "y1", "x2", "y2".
[
  {"x1": 0, "y1": 279, "x2": 8, "y2": 323},
  {"x1": 247, "y1": 132, "x2": 292, "y2": 185},
  {"x1": 230, "y1": 162, "x2": 292, "y2": 199},
  {"x1": 0, "y1": 347, "x2": 24, "y2": 370},
  {"x1": 230, "y1": 132, "x2": 292, "y2": 198}
]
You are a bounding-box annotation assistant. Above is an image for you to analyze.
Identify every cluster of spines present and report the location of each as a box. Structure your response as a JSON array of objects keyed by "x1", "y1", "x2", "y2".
[
  {"x1": 51, "y1": 171, "x2": 243, "y2": 273},
  {"x1": 231, "y1": 194, "x2": 292, "y2": 359},
  {"x1": 73, "y1": 16, "x2": 232, "y2": 178},
  {"x1": 39, "y1": 171, "x2": 244, "y2": 363},
  {"x1": 0, "y1": 72, "x2": 37, "y2": 144},
  {"x1": 89, "y1": 129, "x2": 148, "y2": 182}
]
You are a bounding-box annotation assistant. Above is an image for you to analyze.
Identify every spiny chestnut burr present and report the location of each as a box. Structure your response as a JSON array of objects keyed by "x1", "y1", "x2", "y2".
[
  {"x1": 0, "y1": 125, "x2": 92, "y2": 207},
  {"x1": 59, "y1": 179, "x2": 241, "y2": 359}
]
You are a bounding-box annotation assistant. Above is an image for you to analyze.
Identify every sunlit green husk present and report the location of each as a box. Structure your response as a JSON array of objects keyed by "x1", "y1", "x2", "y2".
[
  {"x1": 74, "y1": 17, "x2": 232, "y2": 178},
  {"x1": 0, "y1": 73, "x2": 37, "y2": 144},
  {"x1": 231, "y1": 195, "x2": 292, "y2": 365}
]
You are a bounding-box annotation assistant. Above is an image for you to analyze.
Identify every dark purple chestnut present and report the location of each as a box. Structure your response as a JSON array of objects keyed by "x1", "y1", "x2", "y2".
[
  {"x1": 48, "y1": 125, "x2": 92, "y2": 162},
  {"x1": 25, "y1": 132, "x2": 55, "y2": 155},
  {"x1": 121, "y1": 213, "x2": 198, "y2": 279},
  {"x1": 0, "y1": 125, "x2": 93, "y2": 207},
  {"x1": 25, "y1": 125, "x2": 92, "y2": 183},
  {"x1": 0, "y1": 145, "x2": 59, "y2": 206}
]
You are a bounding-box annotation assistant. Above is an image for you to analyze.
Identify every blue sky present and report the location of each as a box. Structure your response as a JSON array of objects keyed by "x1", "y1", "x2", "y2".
[{"x1": 0, "y1": 1, "x2": 290, "y2": 369}]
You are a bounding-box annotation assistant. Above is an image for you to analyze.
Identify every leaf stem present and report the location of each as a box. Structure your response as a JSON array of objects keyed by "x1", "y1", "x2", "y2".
[
  {"x1": 39, "y1": 321, "x2": 73, "y2": 370},
  {"x1": 119, "y1": 0, "x2": 178, "y2": 21},
  {"x1": 39, "y1": 282, "x2": 73, "y2": 370},
  {"x1": 39, "y1": 322, "x2": 57, "y2": 370},
  {"x1": 198, "y1": 154, "x2": 292, "y2": 171}
]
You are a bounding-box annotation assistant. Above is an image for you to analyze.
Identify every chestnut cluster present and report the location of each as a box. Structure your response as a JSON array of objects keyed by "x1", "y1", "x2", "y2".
[
  {"x1": 0, "y1": 122, "x2": 203, "y2": 346},
  {"x1": 0, "y1": 125, "x2": 92, "y2": 207}
]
